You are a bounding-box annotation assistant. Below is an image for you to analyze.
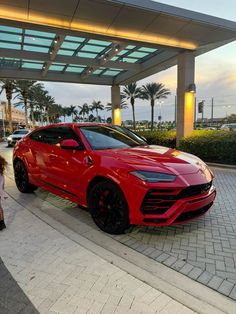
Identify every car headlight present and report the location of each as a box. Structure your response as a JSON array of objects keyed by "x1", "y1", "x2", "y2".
[
  {"x1": 130, "y1": 170, "x2": 176, "y2": 183},
  {"x1": 7, "y1": 136, "x2": 12, "y2": 141}
]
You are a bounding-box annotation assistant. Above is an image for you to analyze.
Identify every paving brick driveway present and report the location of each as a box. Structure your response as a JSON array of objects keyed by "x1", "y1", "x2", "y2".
[
  {"x1": 110, "y1": 167, "x2": 236, "y2": 300},
  {"x1": 32, "y1": 166, "x2": 236, "y2": 300}
]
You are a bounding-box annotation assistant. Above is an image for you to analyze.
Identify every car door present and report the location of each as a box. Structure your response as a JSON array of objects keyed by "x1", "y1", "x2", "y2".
[{"x1": 41, "y1": 126, "x2": 91, "y2": 201}]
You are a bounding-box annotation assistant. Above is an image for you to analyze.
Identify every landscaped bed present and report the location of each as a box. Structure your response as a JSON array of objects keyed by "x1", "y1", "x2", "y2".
[{"x1": 137, "y1": 130, "x2": 236, "y2": 165}]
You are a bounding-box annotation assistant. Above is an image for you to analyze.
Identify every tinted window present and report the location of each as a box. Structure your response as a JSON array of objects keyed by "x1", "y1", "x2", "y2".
[
  {"x1": 80, "y1": 125, "x2": 146, "y2": 150},
  {"x1": 30, "y1": 127, "x2": 82, "y2": 145},
  {"x1": 13, "y1": 130, "x2": 29, "y2": 135}
]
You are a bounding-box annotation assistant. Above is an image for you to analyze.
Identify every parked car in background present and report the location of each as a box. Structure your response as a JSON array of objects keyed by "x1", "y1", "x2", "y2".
[
  {"x1": 7, "y1": 129, "x2": 30, "y2": 147},
  {"x1": 220, "y1": 123, "x2": 236, "y2": 131},
  {"x1": 13, "y1": 123, "x2": 216, "y2": 234}
]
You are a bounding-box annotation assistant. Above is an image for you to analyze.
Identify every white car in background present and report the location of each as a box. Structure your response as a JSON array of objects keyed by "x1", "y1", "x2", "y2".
[
  {"x1": 7, "y1": 129, "x2": 31, "y2": 147},
  {"x1": 220, "y1": 123, "x2": 236, "y2": 131}
]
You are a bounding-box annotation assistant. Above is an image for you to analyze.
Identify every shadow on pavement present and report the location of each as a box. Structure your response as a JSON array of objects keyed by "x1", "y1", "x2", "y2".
[{"x1": 0, "y1": 258, "x2": 39, "y2": 314}]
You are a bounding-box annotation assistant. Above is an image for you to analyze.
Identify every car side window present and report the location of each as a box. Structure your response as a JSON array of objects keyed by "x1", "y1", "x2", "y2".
[{"x1": 29, "y1": 127, "x2": 83, "y2": 146}]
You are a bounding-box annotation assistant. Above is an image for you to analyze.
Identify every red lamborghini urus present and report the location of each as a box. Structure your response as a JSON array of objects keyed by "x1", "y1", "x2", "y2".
[{"x1": 13, "y1": 123, "x2": 216, "y2": 234}]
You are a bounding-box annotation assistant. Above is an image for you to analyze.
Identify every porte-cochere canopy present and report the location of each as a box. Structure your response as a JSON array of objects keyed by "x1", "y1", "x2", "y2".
[{"x1": 0, "y1": 0, "x2": 236, "y2": 85}]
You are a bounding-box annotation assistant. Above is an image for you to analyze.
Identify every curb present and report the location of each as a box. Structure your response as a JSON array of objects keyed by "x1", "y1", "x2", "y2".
[{"x1": 207, "y1": 162, "x2": 236, "y2": 169}]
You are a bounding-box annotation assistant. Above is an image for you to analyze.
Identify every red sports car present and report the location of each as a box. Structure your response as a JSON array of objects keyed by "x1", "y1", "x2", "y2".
[{"x1": 13, "y1": 123, "x2": 216, "y2": 234}]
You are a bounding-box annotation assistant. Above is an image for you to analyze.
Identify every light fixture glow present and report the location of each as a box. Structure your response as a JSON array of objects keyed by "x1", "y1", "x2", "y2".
[{"x1": 0, "y1": 7, "x2": 197, "y2": 50}]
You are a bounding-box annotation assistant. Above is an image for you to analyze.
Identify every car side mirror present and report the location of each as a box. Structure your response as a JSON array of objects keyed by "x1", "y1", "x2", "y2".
[{"x1": 60, "y1": 139, "x2": 83, "y2": 150}]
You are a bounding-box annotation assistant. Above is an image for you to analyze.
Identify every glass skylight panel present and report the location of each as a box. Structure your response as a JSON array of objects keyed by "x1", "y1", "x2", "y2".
[
  {"x1": 126, "y1": 45, "x2": 136, "y2": 49},
  {"x1": 93, "y1": 69, "x2": 104, "y2": 75},
  {"x1": 103, "y1": 70, "x2": 121, "y2": 76},
  {"x1": 117, "y1": 50, "x2": 129, "y2": 56},
  {"x1": 61, "y1": 42, "x2": 80, "y2": 50},
  {"x1": 0, "y1": 25, "x2": 22, "y2": 33},
  {"x1": 24, "y1": 36, "x2": 53, "y2": 46},
  {"x1": 111, "y1": 56, "x2": 119, "y2": 61},
  {"x1": 138, "y1": 47, "x2": 157, "y2": 53},
  {"x1": 58, "y1": 49, "x2": 74, "y2": 56},
  {"x1": 22, "y1": 62, "x2": 43, "y2": 70},
  {"x1": 77, "y1": 52, "x2": 98, "y2": 58},
  {"x1": 23, "y1": 45, "x2": 49, "y2": 53},
  {"x1": 25, "y1": 29, "x2": 55, "y2": 38},
  {"x1": 0, "y1": 42, "x2": 21, "y2": 50},
  {"x1": 66, "y1": 66, "x2": 85, "y2": 73},
  {"x1": 0, "y1": 33, "x2": 22, "y2": 42},
  {"x1": 122, "y1": 57, "x2": 138, "y2": 63},
  {"x1": 81, "y1": 45, "x2": 105, "y2": 53},
  {"x1": 128, "y1": 51, "x2": 149, "y2": 58},
  {"x1": 65, "y1": 36, "x2": 85, "y2": 42},
  {"x1": 88, "y1": 39, "x2": 111, "y2": 46},
  {"x1": 49, "y1": 65, "x2": 65, "y2": 71},
  {"x1": 0, "y1": 58, "x2": 21, "y2": 69}
]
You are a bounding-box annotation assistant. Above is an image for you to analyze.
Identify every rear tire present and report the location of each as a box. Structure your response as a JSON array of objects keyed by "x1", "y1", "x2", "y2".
[
  {"x1": 14, "y1": 160, "x2": 38, "y2": 193},
  {"x1": 88, "y1": 181, "x2": 130, "y2": 234}
]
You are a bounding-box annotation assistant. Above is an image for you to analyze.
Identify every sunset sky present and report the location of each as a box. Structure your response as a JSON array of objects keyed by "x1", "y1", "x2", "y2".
[{"x1": 2, "y1": 0, "x2": 236, "y2": 122}]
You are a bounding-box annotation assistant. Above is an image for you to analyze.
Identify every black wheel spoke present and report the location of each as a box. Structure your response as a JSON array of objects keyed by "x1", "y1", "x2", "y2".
[{"x1": 88, "y1": 181, "x2": 129, "y2": 234}]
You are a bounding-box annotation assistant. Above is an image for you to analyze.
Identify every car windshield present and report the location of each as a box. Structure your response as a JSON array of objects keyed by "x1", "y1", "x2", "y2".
[
  {"x1": 80, "y1": 125, "x2": 147, "y2": 150},
  {"x1": 13, "y1": 130, "x2": 29, "y2": 135}
]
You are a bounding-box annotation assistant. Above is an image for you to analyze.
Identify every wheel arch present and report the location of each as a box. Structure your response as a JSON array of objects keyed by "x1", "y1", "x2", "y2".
[{"x1": 87, "y1": 175, "x2": 122, "y2": 202}]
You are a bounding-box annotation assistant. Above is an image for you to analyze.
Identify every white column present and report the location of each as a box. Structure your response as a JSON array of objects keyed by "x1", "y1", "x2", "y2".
[
  {"x1": 176, "y1": 51, "x2": 195, "y2": 146},
  {"x1": 111, "y1": 85, "x2": 121, "y2": 125}
]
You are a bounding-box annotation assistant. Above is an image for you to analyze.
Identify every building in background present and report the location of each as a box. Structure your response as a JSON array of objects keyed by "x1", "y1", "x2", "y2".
[{"x1": 0, "y1": 101, "x2": 26, "y2": 137}]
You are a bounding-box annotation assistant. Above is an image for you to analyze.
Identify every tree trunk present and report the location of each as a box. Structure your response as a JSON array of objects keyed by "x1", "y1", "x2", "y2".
[
  {"x1": 131, "y1": 98, "x2": 136, "y2": 130},
  {"x1": 151, "y1": 100, "x2": 154, "y2": 131},
  {"x1": 46, "y1": 106, "x2": 49, "y2": 125},
  {"x1": 30, "y1": 103, "x2": 35, "y2": 128},
  {"x1": 7, "y1": 96, "x2": 13, "y2": 133},
  {"x1": 24, "y1": 96, "x2": 29, "y2": 128}
]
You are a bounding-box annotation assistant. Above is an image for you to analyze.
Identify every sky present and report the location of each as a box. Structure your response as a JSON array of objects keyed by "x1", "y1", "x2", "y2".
[{"x1": 2, "y1": 0, "x2": 236, "y2": 122}]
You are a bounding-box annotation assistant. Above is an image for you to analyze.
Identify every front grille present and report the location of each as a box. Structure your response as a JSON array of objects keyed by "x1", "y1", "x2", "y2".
[
  {"x1": 141, "y1": 181, "x2": 212, "y2": 215},
  {"x1": 178, "y1": 181, "x2": 212, "y2": 198},
  {"x1": 175, "y1": 202, "x2": 213, "y2": 223}
]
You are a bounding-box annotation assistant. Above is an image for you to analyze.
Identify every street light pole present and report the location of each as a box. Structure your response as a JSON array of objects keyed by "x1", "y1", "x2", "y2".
[{"x1": 223, "y1": 105, "x2": 231, "y2": 122}]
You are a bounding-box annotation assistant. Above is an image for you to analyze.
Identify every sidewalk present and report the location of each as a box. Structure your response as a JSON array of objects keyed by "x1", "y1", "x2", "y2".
[
  {"x1": 0, "y1": 191, "x2": 196, "y2": 314},
  {"x1": 1, "y1": 175, "x2": 236, "y2": 314}
]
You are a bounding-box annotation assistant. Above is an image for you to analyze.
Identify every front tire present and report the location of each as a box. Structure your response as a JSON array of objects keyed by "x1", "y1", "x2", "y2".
[
  {"x1": 88, "y1": 181, "x2": 129, "y2": 234},
  {"x1": 14, "y1": 160, "x2": 38, "y2": 193}
]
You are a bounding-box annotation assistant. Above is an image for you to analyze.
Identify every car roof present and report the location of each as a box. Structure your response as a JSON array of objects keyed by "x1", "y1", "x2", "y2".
[{"x1": 31, "y1": 123, "x2": 110, "y2": 131}]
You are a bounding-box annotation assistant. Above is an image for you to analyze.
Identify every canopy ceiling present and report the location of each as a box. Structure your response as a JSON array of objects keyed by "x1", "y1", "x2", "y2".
[{"x1": 0, "y1": 0, "x2": 235, "y2": 85}]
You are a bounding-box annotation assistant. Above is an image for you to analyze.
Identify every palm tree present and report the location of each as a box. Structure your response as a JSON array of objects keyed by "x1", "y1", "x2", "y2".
[
  {"x1": 14, "y1": 80, "x2": 37, "y2": 128},
  {"x1": 140, "y1": 82, "x2": 171, "y2": 131},
  {"x1": 28, "y1": 83, "x2": 44, "y2": 128},
  {"x1": 106, "y1": 100, "x2": 128, "y2": 111},
  {"x1": 0, "y1": 79, "x2": 16, "y2": 133},
  {"x1": 61, "y1": 107, "x2": 70, "y2": 122},
  {"x1": 121, "y1": 82, "x2": 141, "y2": 130},
  {"x1": 91, "y1": 100, "x2": 104, "y2": 120},
  {"x1": 68, "y1": 105, "x2": 78, "y2": 122},
  {"x1": 78, "y1": 103, "x2": 89, "y2": 121},
  {"x1": 44, "y1": 94, "x2": 55, "y2": 124}
]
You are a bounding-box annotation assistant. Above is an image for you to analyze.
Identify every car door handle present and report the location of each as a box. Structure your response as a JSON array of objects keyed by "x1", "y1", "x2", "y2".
[{"x1": 49, "y1": 154, "x2": 57, "y2": 160}]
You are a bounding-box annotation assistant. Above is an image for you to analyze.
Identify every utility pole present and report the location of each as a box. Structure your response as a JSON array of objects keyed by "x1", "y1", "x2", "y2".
[{"x1": 211, "y1": 97, "x2": 214, "y2": 127}]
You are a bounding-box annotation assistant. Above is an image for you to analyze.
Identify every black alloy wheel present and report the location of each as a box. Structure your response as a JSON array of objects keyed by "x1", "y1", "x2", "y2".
[
  {"x1": 14, "y1": 160, "x2": 37, "y2": 193},
  {"x1": 88, "y1": 181, "x2": 130, "y2": 234}
]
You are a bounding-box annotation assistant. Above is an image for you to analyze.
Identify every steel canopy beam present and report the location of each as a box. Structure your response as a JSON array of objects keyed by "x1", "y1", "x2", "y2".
[{"x1": 0, "y1": 68, "x2": 112, "y2": 85}]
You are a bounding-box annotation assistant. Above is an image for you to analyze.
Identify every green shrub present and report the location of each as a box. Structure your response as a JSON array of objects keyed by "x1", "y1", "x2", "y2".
[
  {"x1": 137, "y1": 130, "x2": 236, "y2": 165},
  {"x1": 179, "y1": 130, "x2": 236, "y2": 165},
  {"x1": 137, "y1": 130, "x2": 176, "y2": 148}
]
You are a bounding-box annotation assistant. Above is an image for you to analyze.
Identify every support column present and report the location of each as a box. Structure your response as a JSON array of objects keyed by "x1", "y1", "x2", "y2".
[
  {"x1": 176, "y1": 51, "x2": 195, "y2": 146},
  {"x1": 111, "y1": 85, "x2": 121, "y2": 125}
]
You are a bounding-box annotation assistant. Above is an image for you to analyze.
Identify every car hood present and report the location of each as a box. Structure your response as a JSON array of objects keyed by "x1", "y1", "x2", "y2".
[{"x1": 97, "y1": 145, "x2": 209, "y2": 176}]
